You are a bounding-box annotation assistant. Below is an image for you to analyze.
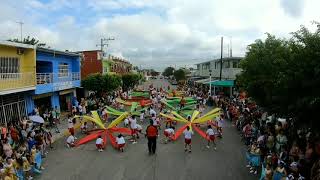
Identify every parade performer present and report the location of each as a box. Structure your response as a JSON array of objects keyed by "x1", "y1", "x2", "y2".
[
  {"x1": 96, "y1": 135, "x2": 104, "y2": 152},
  {"x1": 164, "y1": 126, "x2": 175, "y2": 143},
  {"x1": 116, "y1": 134, "x2": 126, "y2": 152},
  {"x1": 129, "y1": 115, "x2": 138, "y2": 144},
  {"x1": 206, "y1": 125, "x2": 217, "y2": 150},
  {"x1": 183, "y1": 126, "x2": 193, "y2": 152},
  {"x1": 66, "y1": 132, "x2": 75, "y2": 148},
  {"x1": 146, "y1": 120, "x2": 158, "y2": 155}
]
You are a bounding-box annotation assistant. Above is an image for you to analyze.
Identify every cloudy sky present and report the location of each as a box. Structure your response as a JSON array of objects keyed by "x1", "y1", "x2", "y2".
[{"x1": 0, "y1": 0, "x2": 319, "y2": 70}]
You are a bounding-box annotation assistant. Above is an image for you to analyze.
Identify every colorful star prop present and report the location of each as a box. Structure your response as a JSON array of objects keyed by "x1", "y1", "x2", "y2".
[
  {"x1": 161, "y1": 99, "x2": 196, "y2": 116},
  {"x1": 160, "y1": 108, "x2": 221, "y2": 141},
  {"x1": 106, "y1": 102, "x2": 146, "y2": 116},
  {"x1": 74, "y1": 111, "x2": 131, "y2": 149},
  {"x1": 116, "y1": 97, "x2": 152, "y2": 107}
]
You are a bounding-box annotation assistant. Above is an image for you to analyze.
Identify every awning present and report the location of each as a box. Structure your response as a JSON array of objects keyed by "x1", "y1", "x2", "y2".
[
  {"x1": 195, "y1": 78, "x2": 210, "y2": 84},
  {"x1": 206, "y1": 80, "x2": 234, "y2": 87}
]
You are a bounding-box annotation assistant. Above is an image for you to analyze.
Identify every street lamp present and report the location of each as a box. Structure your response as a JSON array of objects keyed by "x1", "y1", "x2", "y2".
[{"x1": 209, "y1": 69, "x2": 212, "y2": 96}]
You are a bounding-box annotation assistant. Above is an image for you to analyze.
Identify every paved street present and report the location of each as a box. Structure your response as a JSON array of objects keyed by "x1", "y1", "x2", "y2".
[{"x1": 40, "y1": 79, "x2": 255, "y2": 180}]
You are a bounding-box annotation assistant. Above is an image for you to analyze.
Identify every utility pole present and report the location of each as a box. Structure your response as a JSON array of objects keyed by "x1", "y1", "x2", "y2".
[
  {"x1": 219, "y1": 37, "x2": 223, "y2": 81},
  {"x1": 16, "y1": 21, "x2": 24, "y2": 42},
  {"x1": 96, "y1": 37, "x2": 115, "y2": 56}
]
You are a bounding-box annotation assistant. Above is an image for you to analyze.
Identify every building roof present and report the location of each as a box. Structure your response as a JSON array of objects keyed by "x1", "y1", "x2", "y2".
[
  {"x1": 0, "y1": 40, "x2": 36, "y2": 49},
  {"x1": 37, "y1": 47, "x2": 80, "y2": 57},
  {"x1": 76, "y1": 49, "x2": 102, "y2": 53},
  {"x1": 195, "y1": 57, "x2": 243, "y2": 65}
]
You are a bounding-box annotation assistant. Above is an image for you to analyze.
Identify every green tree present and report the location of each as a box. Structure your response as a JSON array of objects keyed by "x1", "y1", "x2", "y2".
[
  {"x1": 122, "y1": 73, "x2": 141, "y2": 91},
  {"x1": 173, "y1": 68, "x2": 186, "y2": 81},
  {"x1": 162, "y1": 67, "x2": 175, "y2": 77},
  {"x1": 236, "y1": 23, "x2": 320, "y2": 127},
  {"x1": 81, "y1": 73, "x2": 122, "y2": 94},
  {"x1": 81, "y1": 74, "x2": 104, "y2": 93}
]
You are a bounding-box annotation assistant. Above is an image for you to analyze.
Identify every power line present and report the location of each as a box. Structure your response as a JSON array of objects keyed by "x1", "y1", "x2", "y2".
[{"x1": 96, "y1": 37, "x2": 115, "y2": 55}]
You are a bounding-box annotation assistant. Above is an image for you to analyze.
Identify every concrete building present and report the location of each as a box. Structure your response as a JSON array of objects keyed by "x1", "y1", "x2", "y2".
[
  {"x1": 102, "y1": 55, "x2": 132, "y2": 75},
  {"x1": 0, "y1": 41, "x2": 36, "y2": 125},
  {"x1": 30, "y1": 48, "x2": 81, "y2": 114},
  {"x1": 79, "y1": 50, "x2": 103, "y2": 79},
  {"x1": 195, "y1": 57, "x2": 243, "y2": 80}
]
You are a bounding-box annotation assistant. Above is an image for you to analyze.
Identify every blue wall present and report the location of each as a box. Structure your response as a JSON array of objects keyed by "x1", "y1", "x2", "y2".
[{"x1": 35, "y1": 51, "x2": 81, "y2": 95}]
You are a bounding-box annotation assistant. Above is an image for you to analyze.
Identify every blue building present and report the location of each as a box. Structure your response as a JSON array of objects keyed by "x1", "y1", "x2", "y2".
[{"x1": 26, "y1": 48, "x2": 81, "y2": 114}]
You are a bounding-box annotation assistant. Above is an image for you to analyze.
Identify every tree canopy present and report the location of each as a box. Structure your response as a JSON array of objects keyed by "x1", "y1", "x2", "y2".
[
  {"x1": 122, "y1": 73, "x2": 141, "y2": 91},
  {"x1": 173, "y1": 68, "x2": 186, "y2": 81},
  {"x1": 162, "y1": 67, "x2": 175, "y2": 77},
  {"x1": 236, "y1": 23, "x2": 320, "y2": 127},
  {"x1": 81, "y1": 73, "x2": 122, "y2": 94}
]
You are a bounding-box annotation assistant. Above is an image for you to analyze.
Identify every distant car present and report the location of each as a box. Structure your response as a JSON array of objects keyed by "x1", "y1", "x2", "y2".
[{"x1": 160, "y1": 76, "x2": 163, "y2": 79}]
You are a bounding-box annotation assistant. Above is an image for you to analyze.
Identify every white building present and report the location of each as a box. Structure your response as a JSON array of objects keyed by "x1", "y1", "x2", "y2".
[{"x1": 195, "y1": 57, "x2": 243, "y2": 80}]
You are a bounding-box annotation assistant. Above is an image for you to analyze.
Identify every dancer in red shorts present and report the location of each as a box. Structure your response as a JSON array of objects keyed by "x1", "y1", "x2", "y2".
[
  {"x1": 164, "y1": 126, "x2": 175, "y2": 143},
  {"x1": 183, "y1": 126, "x2": 193, "y2": 152},
  {"x1": 116, "y1": 134, "x2": 126, "y2": 152},
  {"x1": 206, "y1": 125, "x2": 217, "y2": 150},
  {"x1": 95, "y1": 135, "x2": 104, "y2": 152}
]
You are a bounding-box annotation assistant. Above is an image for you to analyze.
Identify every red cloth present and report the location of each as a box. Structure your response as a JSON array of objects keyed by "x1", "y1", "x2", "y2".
[
  {"x1": 164, "y1": 131, "x2": 169, "y2": 137},
  {"x1": 209, "y1": 135, "x2": 215, "y2": 141},
  {"x1": 146, "y1": 125, "x2": 158, "y2": 137},
  {"x1": 118, "y1": 143, "x2": 125, "y2": 148},
  {"x1": 185, "y1": 139, "x2": 191, "y2": 144},
  {"x1": 96, "y1": 144, "x2": 103, "y2": 149}
]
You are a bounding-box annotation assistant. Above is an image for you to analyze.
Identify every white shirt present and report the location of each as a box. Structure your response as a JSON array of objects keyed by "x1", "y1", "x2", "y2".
[
  {"x1": 130, "y1": 118, "x2": 137, "y2": 129},
  {"x1": 206, "y1": 128, "x2": 215, "y2": 136},
  {"x1": 96, "y1": 138, "x2": 103, "y2": 145},
  {"x1": 78, "y1": 105, "x2": 83, "y2": 112},
  {"x1": 140, "y1": 112, "x2": 144, "y2": 120},
  {"x1": 136, "y1": 124, "x2": 142, "y2": 131},
  {"x1": 165, "y1": 128, "x2": 175, "y2": 134},
  {"x1": 68, "y1": 119, "x2": 73, "y2": 129},
  {"x1": 66, "y1": 135, "x2": 75, "y2": 144},
  {"x1": 124, "y1": 118, "x2": 129, "y2": 125},
  {"x1": 150, "y1": 109, "x2": 156, "y2": 116},
  {"x1": 116, "y1": 137, "x2": 125, "y2": 144},
  {"x1": 218, "y1": 118, "x2": 224, "y2": 127},
  {"x1": 183, "y1": 129, "x2": 193, "y2": 139}
]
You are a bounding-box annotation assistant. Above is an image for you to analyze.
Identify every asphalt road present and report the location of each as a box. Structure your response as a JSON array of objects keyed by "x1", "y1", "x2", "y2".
[{"x1": 39, "y1": 79, "x2": 256, "y2": 180}]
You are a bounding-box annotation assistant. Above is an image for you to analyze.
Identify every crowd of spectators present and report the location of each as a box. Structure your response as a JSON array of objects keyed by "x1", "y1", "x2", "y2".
[{"x1": 216, "y1": 95, "x2": 320, "y2": 180}]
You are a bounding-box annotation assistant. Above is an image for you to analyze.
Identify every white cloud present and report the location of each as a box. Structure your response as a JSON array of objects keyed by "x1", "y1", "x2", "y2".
[{"x1": 0, "y1": 0, "x2": 319, "y2": 70}]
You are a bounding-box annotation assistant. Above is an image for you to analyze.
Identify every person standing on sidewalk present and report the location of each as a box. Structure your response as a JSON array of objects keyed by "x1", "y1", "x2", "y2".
[{"x1": 145, "y1": 120, "x2": 158, "y2": 155}]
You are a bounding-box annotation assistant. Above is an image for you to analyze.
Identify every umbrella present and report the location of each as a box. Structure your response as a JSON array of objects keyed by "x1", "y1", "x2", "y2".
[{"x1": 29, "y1": 116, "x2": 45, "y2": 123}]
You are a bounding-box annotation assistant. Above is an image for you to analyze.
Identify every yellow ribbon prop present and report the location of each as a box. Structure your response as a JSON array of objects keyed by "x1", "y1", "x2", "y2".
[
  {"x1": 116, "y1": 98, "x2": 132, "y2": 106},
  {"x1": 80, "y1": 115, "x2": 106, "y2": 129},
  {"x1": 160, "y1": 113, "x2": 189, "y2": 123},
  {"x1": 107, "y1": 112, "x2": 129, "y2": 129},
  {"x1": 191, "y1": 110, "x2": 200, "y2": 122},
  {"x1": 192, "y1": 112, "x2": 220, "y2": 124},
  {"x1": 201, "y1": 108, "x2": 221, "y2": 119},
  {"x1": 171, "y1": 111, "x2": 189, "y2": 123},
  {"x1": 91, "y1": 111, "x2": 102, "y2": 122}
]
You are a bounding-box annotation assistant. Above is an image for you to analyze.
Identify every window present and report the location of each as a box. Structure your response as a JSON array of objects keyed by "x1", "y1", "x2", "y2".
[
  {"x1": 58, "y1": 63, "x2": 69, "y2": 77},
  {"x1": 233, "y1": 61, "x2": 238, "y2": 68},
  {"x1": 225, "y1": 61, "x2": 230, "y2": 68},
  {"x1": 0, "y1": 57, "x2": 20, "y2": 74},
  {"x1": 197, "y1": 64, "x2": 200, "y2": 70},
  {"x1": 215, "y1": 62, "x2": 217, "y2": 69}
]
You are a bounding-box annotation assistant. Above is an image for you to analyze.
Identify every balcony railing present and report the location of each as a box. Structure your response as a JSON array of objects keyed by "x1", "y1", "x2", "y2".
[
  {"x1": 36, "y1": 73, "x2": 53, "y2": 84},
  {"x1": 36, "y1": 72, "x2": 80, "y2": 85},
  {"x1": 0, "y1": 73, "x2": 35, "y2": 91}
]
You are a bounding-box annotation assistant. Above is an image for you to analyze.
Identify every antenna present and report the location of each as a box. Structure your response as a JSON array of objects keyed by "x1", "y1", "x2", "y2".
[
  {"x1": 16, "y1": 21, "x2": 24, "y2": 42},
  {"x1": 230, "y1": 36, "x2": 232, "y2": 58}
]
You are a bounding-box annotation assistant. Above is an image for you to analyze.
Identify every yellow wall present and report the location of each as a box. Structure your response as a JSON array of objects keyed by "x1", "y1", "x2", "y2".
[{"x1": 0, "y1": 44, "x2": 36, "y2": 91}]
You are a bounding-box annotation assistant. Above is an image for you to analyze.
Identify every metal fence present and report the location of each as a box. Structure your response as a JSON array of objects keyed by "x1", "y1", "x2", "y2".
[{"x1": 0, "y1": 100, "x2": 27, "y2": 125}]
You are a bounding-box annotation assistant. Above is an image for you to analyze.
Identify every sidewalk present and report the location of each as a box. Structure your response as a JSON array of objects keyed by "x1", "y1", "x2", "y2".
[{"x1": 49, "y1": 112, "x2": 82, "y2": 143}]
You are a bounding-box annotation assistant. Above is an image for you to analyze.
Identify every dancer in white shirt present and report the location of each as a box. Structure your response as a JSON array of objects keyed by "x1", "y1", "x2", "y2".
[{"x1": 183, "y1": 126, "x2": 193, "y2": 152}]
